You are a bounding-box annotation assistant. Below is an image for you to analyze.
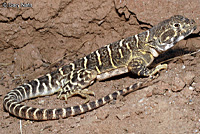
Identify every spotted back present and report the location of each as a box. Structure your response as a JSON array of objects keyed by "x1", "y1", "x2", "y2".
[{"x1": 3, "y1": 15, "x2": 197, "y2": 120}]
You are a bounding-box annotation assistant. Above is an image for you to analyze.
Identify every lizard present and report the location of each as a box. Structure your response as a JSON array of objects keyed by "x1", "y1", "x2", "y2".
[{"x1": 3, "y1": 15, "x2": 196, "y2": 120}]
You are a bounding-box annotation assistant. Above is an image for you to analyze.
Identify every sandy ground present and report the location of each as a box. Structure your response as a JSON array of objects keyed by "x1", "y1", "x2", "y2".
[{"x1": 0, "y1": 0, "x2": 200, "y2": 134}]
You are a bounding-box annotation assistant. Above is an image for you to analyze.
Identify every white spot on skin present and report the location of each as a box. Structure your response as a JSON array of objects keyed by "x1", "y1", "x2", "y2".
[
  {"x1": 176, "y1": 35, "x2": 184, "y2": 42},
  {"x1": 164, "y1": 43, "x2": 174, "y2": 50},
  {"x1": 157, "y1": 35, "x2": 185, "y2": 52},
  {"x1": 138, "y1": 98, "x2": 145, "y2": 103},
  {"x1": 97, "y1": 67, "x2": 128, "y2": 81},
  {"x1": 157, "y1": 42, "x2": 174, "y2": 52},
  {"x1": 182, "y1": 65, "x2": 186, "y2": 69},
  {"x1": 149, "y1": 48, "x2": 159, "y2": 57},
  {"x1": 165, "y1": 35, "x2": 184, "y2": 50}
]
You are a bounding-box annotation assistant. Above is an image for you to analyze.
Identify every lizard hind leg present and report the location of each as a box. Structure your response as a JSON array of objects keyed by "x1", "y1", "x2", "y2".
[
  {"x1": 58, "y1": 69, "x2": 97, "y2": 103},
  {"x1": 59, "y1": 88, "x2": 95, "y2": 103}
]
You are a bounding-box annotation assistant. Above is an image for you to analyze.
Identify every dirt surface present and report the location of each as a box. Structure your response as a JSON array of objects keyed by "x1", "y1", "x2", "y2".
[{"x1": 0, "y1": 0, "x2": 200, "y2": 134}]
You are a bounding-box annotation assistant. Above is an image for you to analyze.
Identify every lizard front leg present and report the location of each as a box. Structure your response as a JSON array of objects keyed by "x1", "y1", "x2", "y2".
[{"x1": 128, "y1": 58, "x2": 167, "y2": 77}]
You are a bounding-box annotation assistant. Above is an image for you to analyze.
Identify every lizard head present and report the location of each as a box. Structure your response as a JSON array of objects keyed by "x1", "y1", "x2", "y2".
[{"x1": 149, "y1": 15, "x2": 196, "y2": 53}]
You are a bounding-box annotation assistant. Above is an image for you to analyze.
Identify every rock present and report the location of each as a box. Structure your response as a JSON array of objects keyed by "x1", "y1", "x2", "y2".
[
  {"x1": 96, "y1": 108, "x2": 109, "y2": 120},
  {"x1": 194, "y1": 82, "x2": 200, "y2": 92},
  {"x1": 152, "y1": 81, "x2": 170, "y2": 95},
  {"x1": 182, "y1": 71, "x2": 195, "y2": 85},
  {"x1": 172, "y1": 77, "x2": 185, "y2": 92},
  {"x1": 2, "y1": 112, "x2": 10, "y2": 119}
]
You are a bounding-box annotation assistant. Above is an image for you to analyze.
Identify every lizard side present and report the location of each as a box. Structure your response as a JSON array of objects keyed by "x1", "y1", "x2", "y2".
[{"x1": 3, "y1": 15, "x2": 196, "y2": 120}]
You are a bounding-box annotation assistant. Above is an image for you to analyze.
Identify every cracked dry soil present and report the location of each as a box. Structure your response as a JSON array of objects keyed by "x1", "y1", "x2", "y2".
[{"x1": 0, "y1": 0, "x2": 200, "y2": 134}]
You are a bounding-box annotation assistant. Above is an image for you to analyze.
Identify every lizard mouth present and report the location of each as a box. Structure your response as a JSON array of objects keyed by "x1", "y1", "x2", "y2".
[{"x1": 174, "y1": 25, "x2": 196, "y2": 43}]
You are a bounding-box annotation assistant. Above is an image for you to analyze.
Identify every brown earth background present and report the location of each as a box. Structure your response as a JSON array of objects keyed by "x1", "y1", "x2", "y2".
[{"x1": 0, "y1": 0, "x2": 200, "y2": 134}]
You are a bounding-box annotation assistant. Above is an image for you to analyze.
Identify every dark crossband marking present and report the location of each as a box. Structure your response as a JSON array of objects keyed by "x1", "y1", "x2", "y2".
[
  {"x1": 19, "y1": 105, "x2": 26, "y2": 117},
  {"x1": 56, "y1": 80, "x2": 61, "y2": 88},
  {"x1": 52, "y1": 109, "x2": 57, "y2": 119},
  {"x1": 69, "y1": 70, "x2": 74, "y2": 80},
  {"x1": 135, "y1": 34, "x2": 139, "y2": 48},
  {"x1": 17, "y1": 86, "x2": 26, "y2": 99},
  {"x1": 15, "y1": 89, "x2": 23, "y2": 99},
  {"x1": 146, "y1": 30, "x2": 149, "y2": 42},
  {"x1": 3, "y1": 15, "x2": 196, "y2": 120},
  {"x1": 71, "y1": 106, "x2": 75, "y2": 116},
  {"x1": 107, "y1": 45, "x2": 117, "y2": 68},
  {"x1": 119, "y1": 39, "x2": 124, "y2": 47},
  {"x1": 86, "y1": 103, "x2": 92, "y2": 111},
  {"x1": 34, "y1": 79, "x2": 40, "y2": 97},
  {"x1": 9, "y1": 102, "x2": 17, "y2": 113},
  {"x1": 95, "y1": 99, "x2": 99, "y2": 107},
  {"x1": 118, "y1": 48, "x2": 124, "y2": 58},
  {"x1": 95, "y1": 66, "x2": 101, "y2": 74},
  {"x1": 79, "y1": 105, "x2": 84, "y2": 113},
  {"x1": 95, "y1": 50, "x2": 102, "y2": 66},
  {"x1": 20, "y1": 85, "x2": 28, "y2": 99},
  {"x1": 125, "y1": 43, "x2": 132, "y2": 54},
  {"x1": 83, "y1": 57, "x2": 88, "y2": 69},
  {"x1": 70, "y1": 63, "x2": 75, "y2": 70},
  {"x1": 108, "y1": 94, "x2": 113, "y2": 100},
  {"x1": 42, "y1": 83, "x2": 48, "y2": 95},
  {"x1": 62, "y1": 108, "x2": 66, "y2": 118},
  {"x1": 102, "y1": 96, "x2": 106, "y2": 104},
  {"x1": 26, "y1": 107, "x2": 32, "y2": 119},
  {"x1": 13, "y1": 104, "x2": 21, "y2": 116},
  {"x1": 33, "y1": 108, "x2": 39, "y2": 120},
  {"x1": 59, "y1": 68, "x2": 64, "y2": 76}
]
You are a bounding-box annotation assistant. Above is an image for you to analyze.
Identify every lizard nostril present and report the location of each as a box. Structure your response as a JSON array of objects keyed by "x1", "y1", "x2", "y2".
[{"x1": 190, "y1": 20, "x2": 195, "y2": 25}]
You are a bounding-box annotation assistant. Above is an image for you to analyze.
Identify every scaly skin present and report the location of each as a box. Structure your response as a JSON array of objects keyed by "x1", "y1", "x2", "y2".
[{"x1": 3, "y1": 15, "x2": 196, "y2": 120}]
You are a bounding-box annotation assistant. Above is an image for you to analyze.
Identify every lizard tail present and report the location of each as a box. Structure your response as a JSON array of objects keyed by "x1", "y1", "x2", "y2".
[{"x1": 4, "y1": 81, "x2": 149, "y2": 120}]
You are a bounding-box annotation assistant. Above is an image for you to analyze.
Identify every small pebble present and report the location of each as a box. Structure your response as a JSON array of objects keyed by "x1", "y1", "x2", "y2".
[
  {"x1": 38, "y1": 100, "x2": 45, "y2": 105},
  {"x1": 138, "y1": 98, "x2": 144, "y2": 103},
  {"x1": 189, "y1": 86, "x2": 195, "y2": 90},
  {"x1": 116, "y1": 112, "x2": 130, "y2": 120},
  {"x1": 3, "y1": 112, "x2": 10, "y2": 119},
  {"x1": 182, "y1": 65, "x2": 186, "y2": 69},
  {"x1": 172, "y1": 77, "x2": 185, "y2": 92}
]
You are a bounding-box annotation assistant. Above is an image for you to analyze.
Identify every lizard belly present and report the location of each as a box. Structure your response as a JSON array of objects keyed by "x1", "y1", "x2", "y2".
[
  {"x1": 97, "y1": 67, "x2": 129, "y2": 81},
  {"x1": 3, "y1": 15, "x2": 196, "y2": 120}
]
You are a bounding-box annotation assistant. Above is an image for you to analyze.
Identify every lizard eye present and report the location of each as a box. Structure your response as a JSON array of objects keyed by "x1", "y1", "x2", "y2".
[{"x1": 173, "y1": 23, "x2": 180, "y2": 28}]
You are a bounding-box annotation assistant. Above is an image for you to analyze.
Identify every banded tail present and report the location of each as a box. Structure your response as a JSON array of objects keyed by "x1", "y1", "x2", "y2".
[{"x1": 3, "y1": 81, "x2": 147, "y2": 120}]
